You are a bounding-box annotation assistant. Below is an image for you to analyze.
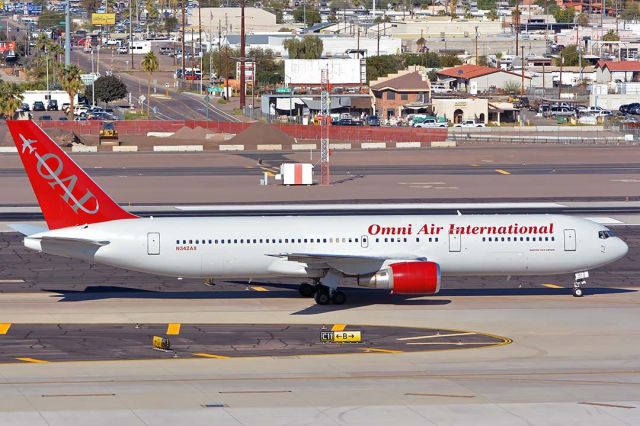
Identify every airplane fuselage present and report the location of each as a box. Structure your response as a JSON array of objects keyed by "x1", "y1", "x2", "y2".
[{"x1": 26, "y1": 214, "x2": 628, "y2": 280}]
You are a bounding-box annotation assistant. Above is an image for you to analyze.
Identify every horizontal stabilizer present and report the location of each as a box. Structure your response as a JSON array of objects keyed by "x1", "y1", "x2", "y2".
[{"x1": 8, "y1": 223, "x2": 48, "y2": 236}]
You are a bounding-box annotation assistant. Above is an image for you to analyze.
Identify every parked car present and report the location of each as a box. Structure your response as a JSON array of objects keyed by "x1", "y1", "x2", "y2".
[
  {"x1": 40, "y1": 115, "x2": 52, "y2": 121},
  {"x1": 619, "y1": 103, "x2": 640, "y2": 114},
  {"x1": 33, "y1": 101, "x2": 46, "y2": 111},
  {"x1": 454, "y1": 120, "x2": 485, "y2": 128},
  {"x1": 367, "y1": 115, "x2": 381, "y2": 126},
  {"x1": 61, "y1": 103, "x2": 70, "y2": 113},
  {"x1": 74, "y1": 105, "x2": 90, "y2": 116},
  {"x1": 18, "y1": 103, "x2": 30, "y2": 112},
  {"x1": 117, "y1": 46, "x2": 128, "y2": 54},
  {"x1": 46, "y1": 99, "x2": 59, "y2": 111},
  {"x1": 415, "y1": 118, "x2": 447, "y2": 128}
]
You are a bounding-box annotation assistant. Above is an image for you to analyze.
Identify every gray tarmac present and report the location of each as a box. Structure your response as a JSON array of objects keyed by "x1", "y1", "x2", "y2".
[{"x1": 0, "y1": 323, "x2": 507, "y2": 363}]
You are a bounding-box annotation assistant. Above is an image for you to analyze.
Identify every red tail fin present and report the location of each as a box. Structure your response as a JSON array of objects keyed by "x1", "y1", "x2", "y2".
[{"x1": 7, "y1": 120, "x2": 137, "y2": 229}]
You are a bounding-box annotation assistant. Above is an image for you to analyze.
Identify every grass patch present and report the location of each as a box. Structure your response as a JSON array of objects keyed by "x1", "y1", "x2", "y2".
[{"x1": 124, "y1": 111, "x2": 149, "y2": 120}]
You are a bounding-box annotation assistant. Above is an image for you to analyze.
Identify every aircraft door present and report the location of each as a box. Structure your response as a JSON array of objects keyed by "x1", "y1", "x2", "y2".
[
  {"x1": 564, "y1": 229, "x2": 576, "y2": 251},
  {"x1": 147, "y1": 232, "x2": 160, "y2": 255},
  {"x1": 449, "y1": 234, "x2": 461, "y2": 252},
  {"x1": 361, "y1": 235, "x2": 369, "y2": 248}
]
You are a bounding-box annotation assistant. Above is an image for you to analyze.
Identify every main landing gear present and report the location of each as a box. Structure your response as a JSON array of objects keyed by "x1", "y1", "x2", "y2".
[
  {"x1": 298, "y1": 270, "x2": 347, "y2": 305},
  {"x1": 573, "y1": 271, "x2": 589, "y2": 297}
]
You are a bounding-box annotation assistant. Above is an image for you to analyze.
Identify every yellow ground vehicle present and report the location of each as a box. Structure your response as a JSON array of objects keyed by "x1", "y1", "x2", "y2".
[{"x1": 98, "y1": 121, "x2": 119, "y2": 145}]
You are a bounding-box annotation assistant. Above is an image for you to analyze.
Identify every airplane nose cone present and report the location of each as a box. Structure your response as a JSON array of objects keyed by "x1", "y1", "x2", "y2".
[{"x1": 612, "y1": 238, "x2": 629, "y2": 261}]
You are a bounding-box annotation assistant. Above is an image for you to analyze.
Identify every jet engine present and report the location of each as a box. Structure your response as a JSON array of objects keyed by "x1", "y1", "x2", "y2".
[{"x1": 358, "y1": 261, "x2": 441, "y2": 294}]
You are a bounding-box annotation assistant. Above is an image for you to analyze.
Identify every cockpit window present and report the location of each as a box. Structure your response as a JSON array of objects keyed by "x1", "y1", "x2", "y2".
[{"x1": 598, "y1": 230, "x2": 615, "y2": 239}]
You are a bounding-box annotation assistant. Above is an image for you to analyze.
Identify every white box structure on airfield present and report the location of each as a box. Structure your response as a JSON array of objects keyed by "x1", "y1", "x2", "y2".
[
  {"x1": 280, "y1": 163, "x2": 313, "y2": 185},
  {"x1": 284, "y1": 59, "x2": 364, "y2": 85}
]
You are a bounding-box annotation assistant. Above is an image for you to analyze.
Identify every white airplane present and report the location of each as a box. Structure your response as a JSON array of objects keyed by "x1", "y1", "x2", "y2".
[{"x1": 7, "y1": 120, "x2": 629, "y2": 304}]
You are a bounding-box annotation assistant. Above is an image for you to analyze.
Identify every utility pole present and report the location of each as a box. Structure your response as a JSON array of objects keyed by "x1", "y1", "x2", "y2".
[
  {"x1": 475, "y1": 26, "x2": 479, "y2": 65},
  {"x1": 520, "y1": 46, "x2": 525, "y2": 96},
  {"x1": 240, "y1": 0, "x2": 246, "y2": 109},
  {"x1": 377, "y1": 23, "x2": 380, "y2": 56},
  {"x1": 130, "y1": 0, "x2": 134, "y2": 69},
  {"x1": 218, "y1": 19, "x2": 222, "y2": 83},
  {"x1": 182, "y1": 0, "x2": 186, "y2": 85},
  {"x1": 514, "y1": 1, "x2": 520, "y2": 55},
  {"x1": 64, "y1": 1, "x2": 70, "y2": 65}
]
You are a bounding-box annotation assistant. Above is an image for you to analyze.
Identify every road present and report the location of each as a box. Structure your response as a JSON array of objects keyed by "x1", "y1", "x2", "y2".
[{"x1": 71, "y1": 48, "x2": 239, "y2": 122}]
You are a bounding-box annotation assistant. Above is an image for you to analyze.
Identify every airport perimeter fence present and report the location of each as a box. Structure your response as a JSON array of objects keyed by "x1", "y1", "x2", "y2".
[
  {"x1": 38, "y1": 120, "x2": 449, "y2": 144},
  {"x1": 447, "y1": 125, "x2": 635, "y2": 145}
]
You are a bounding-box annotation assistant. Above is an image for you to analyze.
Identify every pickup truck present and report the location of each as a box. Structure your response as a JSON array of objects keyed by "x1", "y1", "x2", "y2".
[
  {"x1": 453, "y1": 120, "x2": 485, "y2": 128},
  {"x1": 414, "y1": 119, "x2": 447, "y2": 128}
]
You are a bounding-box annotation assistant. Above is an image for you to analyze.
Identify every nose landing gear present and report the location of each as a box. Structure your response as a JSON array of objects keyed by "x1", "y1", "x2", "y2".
[{"x1": 573, "y1": 271, "x2": 589, "y2": 297}]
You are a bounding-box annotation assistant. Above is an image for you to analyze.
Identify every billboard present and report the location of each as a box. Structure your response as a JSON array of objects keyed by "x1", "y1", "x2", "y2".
[
  {"x1": 0, "y1": 41, "x2": 16, "y2": 53},
  {"x1": 284, "y1": 59, "x2": 363, "y2": 85},
  {"x1": 91, "y1": 13, "x2": 116, "y2": 25}
]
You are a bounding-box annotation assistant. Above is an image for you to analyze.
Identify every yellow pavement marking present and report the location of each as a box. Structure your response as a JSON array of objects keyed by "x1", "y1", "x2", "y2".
[
  {"x1": 166, "y1": 323, "x2": 181, "y2": 335},
  {"x1": 0, "y1": 323, "x2": 11, "y2": 335},
  {"x1": 16, "y1": 358, "x2": 48, "y2": 363},
  {"x1": 405, "y1": 342, "x2": 500, "y2": 345},
  {"x1": 362, "y1": 348, "x2": 402, "y2": 354},
  {"x1": 331, "y1": 324, "x2": 346, "y2": 332},
  {"x1": 193, "y1": 353, "x2": 230, "y2": 359},
  {"x1": 397, "y1": 332, "x2": 475, "y2": 341},
  {"x1": 542, "y1": 284, "x2": 564, "y2": 289},
  {"x1": 469, "y1": 164, "x2": 480, "y2": 167},
  {"x1": 250, "y1": 286, "x2": 269, "y2": 292},
  {"x1": 495, "y1": 169, "x2": 511, "y2": 175},
  {"x1": 244, "y1": 165, "x2": 254, "y2": 169}
]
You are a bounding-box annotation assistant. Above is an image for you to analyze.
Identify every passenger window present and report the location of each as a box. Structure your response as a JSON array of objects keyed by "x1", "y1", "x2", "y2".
[
  {"x1": 375, "y1": 238, "x2": 379, "y2": 242},
  {"x1": 278, "y1": 239, "x2": 282, "y2": 243},
  {"x1": 234, "y1": 239, "x2": 238, "y2": 244},
  {"x1": 526, "y1": 237, "x2": 530, "y2": 241},
  {"x1": 429, "y1": 237, "x2": 432, "y2": 242},
  {"x1": 488, "y1": 237, "x2": 492, "y2": 242},
  {"x1": 482, "y1": 237, "x2": 485, "y2": 242},
  {"x1": 189, "y1": 240, "x2": 193, "y2": 244},
  {"x1": 354, "y1": 238, "x2": 357, "y2": 243},
  {"x1": 324, "y1": 238, "x2": 328, "y2": 243},
  {"x1": 384, "y1": 238, "x2": 388, "y2": 242}
]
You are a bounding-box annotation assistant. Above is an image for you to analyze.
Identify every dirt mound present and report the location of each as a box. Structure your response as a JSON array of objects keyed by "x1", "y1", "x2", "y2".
[
  {"x1": 172, "y1": 126, "x2": 212, "y2": 140},
  {"x1": 0, "y1": 123, "x2": 77, "y2": 147},
  {"x1": 229, "y1": 122, "x2": 295, "y2": 146}
]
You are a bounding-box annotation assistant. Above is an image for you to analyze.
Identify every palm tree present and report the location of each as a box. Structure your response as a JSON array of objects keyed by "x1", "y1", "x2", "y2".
[
  {"x1": 141, "y1": 51, "x2": 159, "y2": 116},
  {"x1": 59, "y1": 65, "x2": 84, "y2": 118},
  {"x1": 0, "y1": 81, "x2": 24, "y2": 119}
]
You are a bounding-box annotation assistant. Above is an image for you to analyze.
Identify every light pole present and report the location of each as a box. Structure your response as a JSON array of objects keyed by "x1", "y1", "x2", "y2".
[
  {"x1": 64, "y1": 1, "x2": 70, "y2": 65},
  {"x1": 130, "y1": 0, "x2": 134, "y2": 69}
]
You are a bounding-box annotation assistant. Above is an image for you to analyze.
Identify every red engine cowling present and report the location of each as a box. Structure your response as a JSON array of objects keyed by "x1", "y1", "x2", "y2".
[{"x1": 358, "y1": 261, "x2": 441, "y2": 294}]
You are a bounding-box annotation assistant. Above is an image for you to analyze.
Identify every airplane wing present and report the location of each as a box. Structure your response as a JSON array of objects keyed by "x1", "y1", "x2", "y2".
[{"x1": 269, "y1": 252, "x2": 426, "y2": 275}]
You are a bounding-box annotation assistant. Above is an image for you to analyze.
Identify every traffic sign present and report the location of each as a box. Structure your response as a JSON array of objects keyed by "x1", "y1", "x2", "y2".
[{"x1": 204, "y1": 95, "x2": 210, "y2": 103}]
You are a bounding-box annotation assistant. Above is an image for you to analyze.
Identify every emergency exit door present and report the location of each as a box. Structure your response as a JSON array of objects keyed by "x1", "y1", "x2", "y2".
[
  {"x1": 449, "y1": 234, "x2": 461, "y2": 252},
  {"x1": 147, "y1": 232, "x2": 160, "y2": 255},
  {"x1": 564, "y1": 229, "x2": 576, "y2": 251}
]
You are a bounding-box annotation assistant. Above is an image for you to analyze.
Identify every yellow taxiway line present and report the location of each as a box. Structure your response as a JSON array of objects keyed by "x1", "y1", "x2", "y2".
[
  {"x1": 495, "y1": 169, "x2": 511, "y2": 175},
  {"x1": 193, "y1": 353, "x2": 230, "y2": 359},
  {"x1": 0, "y1": 323, "x2": 11, "y2": 335}
]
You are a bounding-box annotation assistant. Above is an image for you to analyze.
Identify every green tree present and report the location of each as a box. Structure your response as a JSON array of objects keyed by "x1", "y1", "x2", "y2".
[
  {"x1": 293, "y1": 5, "x2": 321, "y2": 26},
  {"x1": 37, "y1": 10, "x2": 65, "y2": 29},
  {"x1": 478, "y1": 0, "x2": 496, "y2": 9},
  {"x1": 441, "y1": 53, "x2": 463, "y2": 67},
  {"x1": 603, "y1": 29, "x2": 620, "y2": 41},
  {"x1": 59, "y1": 65, "x2": 84, "y2": 118},
  {"x1": 247, "y1": 48, "x2": 284, "y2": 87},
  {"x1": 141, "y1": 51, "x2": 159, "y2": 115},
  {"x1": 164, "y1": 16, "x2": 178, "y2": 34},
  {"x1": 0, "y1": 81, "x2": 24, "y2": 119},
  {"x1": 283, "y1": 36, "x2": 323, "y2": 59},
  {"x1": 556, "y1": 44, "x2": 580, "y2": 66},
  {"x1": 486, "y1": 9, "x2": 499, "y2": 21},
  {"x1": 478, "y1": 55, "x2": 488, "y2": 66},
  {"x1": 80, "y1": 0, "x2": 101, "y2": 14},
  {"x1": 85, "y1": 75, "x2": 128, "y2": 105},
  {"x1": 365, "y1": 55, "x2": 405, "y2": 82},
  {"x1": 621, "y1": 2, "x2": 640, "y2": 23},
  {"x1": 576, "y1": 12, "x2": 589, "y2": 26},
  {"x1": 553, "y1": 6, "x2": 576, "y2": 23}
]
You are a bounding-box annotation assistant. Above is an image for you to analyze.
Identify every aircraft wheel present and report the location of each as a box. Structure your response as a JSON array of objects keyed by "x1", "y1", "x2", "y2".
[
  {"x1": 573, "y1": 287, "x2": 584, "y2": 297},
  {"x1": 298, "y1": 283, "x2": 316, "y2": 298},
  {"x1": 331, "y1": 290, "x2": 346, "y2": 305},
  {"x1": 314, "y1": 289, "x2": 331, "y2": 305}
]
